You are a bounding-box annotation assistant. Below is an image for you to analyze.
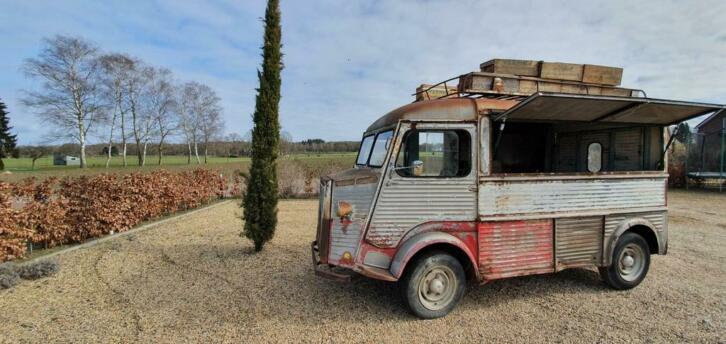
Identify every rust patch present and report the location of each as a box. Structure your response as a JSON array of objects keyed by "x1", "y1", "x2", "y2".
[{"x1": 478, "y1": 220, "x2": 554, "y2": 280}]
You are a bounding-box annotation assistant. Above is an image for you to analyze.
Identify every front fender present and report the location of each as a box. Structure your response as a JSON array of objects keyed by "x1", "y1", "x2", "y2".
[{"x1": 389, "y1": 231, "x2": 478, "y2": 279}]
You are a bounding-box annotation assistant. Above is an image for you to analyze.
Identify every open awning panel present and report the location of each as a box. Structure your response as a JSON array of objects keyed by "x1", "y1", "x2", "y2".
[{"x1": 495, "y1": 92, "x2": 725, "y2": 125}]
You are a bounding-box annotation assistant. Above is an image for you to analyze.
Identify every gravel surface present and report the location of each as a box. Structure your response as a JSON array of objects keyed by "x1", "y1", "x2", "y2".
[{"x1": 1, "y1": 190, "x2": 724, "y2": 343}]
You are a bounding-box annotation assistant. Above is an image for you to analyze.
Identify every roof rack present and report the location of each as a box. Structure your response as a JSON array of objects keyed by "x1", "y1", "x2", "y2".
[{"x1": 413, "y1": 72, "x2": 647, "y2": 102}]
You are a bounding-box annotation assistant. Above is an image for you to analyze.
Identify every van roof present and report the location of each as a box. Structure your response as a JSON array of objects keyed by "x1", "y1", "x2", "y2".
[
  {"x1": 365, "y1": 98, "x2": 519, "y2": 134},
  {"x1": 365, "y1": 93, "x2": 725, "y2": 134}
]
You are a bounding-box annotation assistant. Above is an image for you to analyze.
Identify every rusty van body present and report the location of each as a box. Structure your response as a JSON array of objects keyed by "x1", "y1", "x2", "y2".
[{"x1": 311, "y1": 63, "x2": 725, "y2": 318}]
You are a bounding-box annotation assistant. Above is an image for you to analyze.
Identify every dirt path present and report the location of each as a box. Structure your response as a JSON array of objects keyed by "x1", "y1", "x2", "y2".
[{"x1": 1, "y1": 190, "x2": 724, "y2": 343}]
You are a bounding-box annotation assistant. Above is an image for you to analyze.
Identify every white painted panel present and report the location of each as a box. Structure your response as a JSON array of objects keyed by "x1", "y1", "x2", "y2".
[{"x1": 479, "y1": 177, "x2": 666, "y2": 217}]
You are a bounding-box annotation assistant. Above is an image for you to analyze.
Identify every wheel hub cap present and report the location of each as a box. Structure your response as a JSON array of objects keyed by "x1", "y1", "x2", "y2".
[
  {"x1": 429, "y1": 278, "x2": 445, "y2": 294},
  {"x1": 617, "y1": 244, "x2": 645, "y2": 282},
  {"x1": 418, "y1": 266, "x2": 457, "y2": 311},
  {"x1": 622, "y1": 255, "x2": 635, "y2": 268}
]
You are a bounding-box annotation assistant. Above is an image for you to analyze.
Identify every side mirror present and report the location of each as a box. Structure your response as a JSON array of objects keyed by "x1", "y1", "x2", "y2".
[{"x1": 412, "y1": 160, "x2": 424, "y2": 176}]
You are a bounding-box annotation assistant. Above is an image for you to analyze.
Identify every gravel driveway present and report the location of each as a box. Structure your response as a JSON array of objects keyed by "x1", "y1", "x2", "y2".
[{"x1": 1, "y1": 190, "x2": 724, "y2": 343}]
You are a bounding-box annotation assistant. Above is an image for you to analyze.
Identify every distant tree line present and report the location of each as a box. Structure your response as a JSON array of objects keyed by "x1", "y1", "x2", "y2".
[
  {"x1": 20, "y1": 35, "x2": 224, "y2": 168},
  {"x1": 15, "y1": 138, "x2": 359, "y2": 160}
]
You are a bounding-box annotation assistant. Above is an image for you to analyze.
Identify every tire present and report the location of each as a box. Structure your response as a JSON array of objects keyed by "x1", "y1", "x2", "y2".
[
  {"x1": 399, "y1": 251, "x2": 466, "y2": 319},
  {"x1": 599, "y1": 232, "x2": 651, "y2": 290}
]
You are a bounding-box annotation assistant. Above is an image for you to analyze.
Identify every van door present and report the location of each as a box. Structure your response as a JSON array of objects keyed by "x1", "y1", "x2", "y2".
[{"x1": 365, "y1": 122, "x2": 478, "y2": 249}]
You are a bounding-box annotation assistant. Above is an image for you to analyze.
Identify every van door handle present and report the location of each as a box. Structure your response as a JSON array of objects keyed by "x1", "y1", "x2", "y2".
[{"x1": 468, "y1": 185, "x2": 477, "y2": 192}]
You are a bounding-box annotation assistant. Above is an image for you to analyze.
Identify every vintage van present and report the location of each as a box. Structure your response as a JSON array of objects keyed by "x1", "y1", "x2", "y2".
[{"x1": 311, "y1": 72, "x2": 724, "y2": 318}]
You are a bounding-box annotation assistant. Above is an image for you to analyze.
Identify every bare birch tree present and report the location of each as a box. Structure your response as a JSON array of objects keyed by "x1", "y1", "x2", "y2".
[
  {"x1": 99, "y1": 53, "x2": 134, "y2": 168},
  {"x1": 144, "y1": 67, "x2": 177, "y2": 165},
  {"x1": 123, "y1": 59, "x2": 152, "y2": 166},
  {"x1": 176, "y1": 81, "x2": 222, "y2": 164},
  {"x1": 177, "y1": 82, "x2": 201, "y2": 164},
  {"x1": 196, "y1": 87, "x2": 224, "y2": 164},
  {"x1": 21, "y1": 35, "x2": 105, "y2": 168}
]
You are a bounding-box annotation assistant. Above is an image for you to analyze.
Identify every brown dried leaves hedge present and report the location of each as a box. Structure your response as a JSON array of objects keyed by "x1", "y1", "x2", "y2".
[{"x1": 0, "y1": 169, "x2": 233, "y2": 261}]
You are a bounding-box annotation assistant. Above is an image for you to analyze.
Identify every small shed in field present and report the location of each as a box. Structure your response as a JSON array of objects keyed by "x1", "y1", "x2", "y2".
[{"x1": 53, "y1": 153, "x2": 81, "y2": 166}]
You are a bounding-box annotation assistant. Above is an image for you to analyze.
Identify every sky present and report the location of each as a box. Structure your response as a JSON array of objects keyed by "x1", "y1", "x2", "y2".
[{"x1": 1, "y1": 0, "x2": 725, "y2": 145}]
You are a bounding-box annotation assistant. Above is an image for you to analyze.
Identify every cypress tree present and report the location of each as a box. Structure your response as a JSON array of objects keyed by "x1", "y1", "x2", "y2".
[
  {"x1": 0, "y1": 99, "x2": 18, "y2": 170},
  {"x1": 242, "y1": 0, "x2": 283, "y2": 251}
]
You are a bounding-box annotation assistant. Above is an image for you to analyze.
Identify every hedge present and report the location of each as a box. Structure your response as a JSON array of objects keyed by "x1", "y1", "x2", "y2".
[{"x1": 0, "y1": 169, "x2": 236, "y2": 262}]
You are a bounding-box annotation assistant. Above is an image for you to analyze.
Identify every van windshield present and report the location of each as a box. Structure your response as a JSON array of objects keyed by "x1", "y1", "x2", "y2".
[
  {"x1": 356, "y1": 130, "x2": 393, "y2": 167},
  {"x1": 356, "y1": 135, "x2": 375, "y2": 165}
]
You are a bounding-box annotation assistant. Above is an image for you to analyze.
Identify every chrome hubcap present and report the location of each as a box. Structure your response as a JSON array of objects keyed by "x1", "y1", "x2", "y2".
[
  {"x1": 618, "y1": 244, "x2": 645, "y2": 282},
  {"x1": 418, "y1": 266, "x2": 457, "y2": 311}
]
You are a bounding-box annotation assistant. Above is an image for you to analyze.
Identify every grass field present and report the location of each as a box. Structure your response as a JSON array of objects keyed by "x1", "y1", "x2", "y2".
[{"x1": 0, "y1": 153, "x2": 357, "y2": 183}]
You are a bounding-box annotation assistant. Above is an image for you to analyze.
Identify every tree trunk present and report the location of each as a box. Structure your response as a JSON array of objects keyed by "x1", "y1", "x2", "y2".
[
  {"x1": 204, "y1": 139, "x2": 209, "y2": 164},
  {"x1": 187, "y1": 141, "x2": 192, "y2": 164},
  {"x1": 157, "y1": 140, "x2": 164, "y2": 165},
  {"x1": 193, "y1": 139, "x2": 201, "y2": 164},
  {"x1": 105, "y1": 114, "x2": 116, "y2": 168},
  {"x1": 80, "y1": 139, "x2": 87, "y2": 168},
  {"x1": 79, "y1": 120, "x2": 87, "y2": 169},
  {"x1": 121, "y1": 112, "x2": 127, "y2": 167},
  {"x1": 131, "y1": 101, "x2": 143, "y2": 166},
  {"x1": 142, "y1": 142, "x2": 148, "y2": 167}
]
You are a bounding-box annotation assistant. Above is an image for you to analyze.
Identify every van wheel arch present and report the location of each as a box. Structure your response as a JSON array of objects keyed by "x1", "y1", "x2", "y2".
[
  {"x1": 390, "y1": 232, "x2": 479, "y2": 282},
  {"x1": 605, "y1": 222, "x2": 660, "y2": 266},
  {"x1": 401, "y1": 243, "x2": 478, "y2": 282}
]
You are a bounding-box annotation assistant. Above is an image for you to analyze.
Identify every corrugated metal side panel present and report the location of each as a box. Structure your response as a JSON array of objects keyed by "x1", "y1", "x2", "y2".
[
  {"x1": 367, "y1": 180, "x2": 476, "y2": 248},
  {"x1": 479, "y1": 177, "x2": 666, "y2": 216},
  {"x1": 478, "y1": 220, "x2": 554, "y2": 280},
  {"x1": 555, "y1": 216, "x2": 602, "y2": 269},
  {"x1": 329, "y1": 183, "x2": 377, "y2": 266},
  {"x1": 604, "y1": 211, "x2": 666, "y2": 254},
  {"x1": 613, "y1": 128, "x2": 642, "y2": 170}
]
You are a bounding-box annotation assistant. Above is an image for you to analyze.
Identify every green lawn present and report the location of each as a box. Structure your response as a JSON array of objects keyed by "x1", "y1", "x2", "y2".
[{"x1": 0, "y1": 153, "x2": 357, "y2": 183}]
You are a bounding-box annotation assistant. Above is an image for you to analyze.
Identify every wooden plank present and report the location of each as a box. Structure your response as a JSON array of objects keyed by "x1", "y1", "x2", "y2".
[
  {"x1": 459, "y1": 74, "x2": 493, "y2": 92},
  {"x1": 600, "y1": 87, "x2": 631, "y2": 97},
  {"x1": 540, "y1": 62, "x2": 584, "y2": 81},
  {"x1": 582, "y1": 64, "x2": 623, "y2": 86},
  {"x1": 518, "y1": 79, "x2": 538, "y2": 94},
  {"x1": 415, "y1": 84, "x2": 457, "y2": 101},
  {"x1": 561, "y1": 84, "x2": 588, "y2": 95},
  {"x1": 480, "y1": 59, "x2": 540, "y2": 76}
]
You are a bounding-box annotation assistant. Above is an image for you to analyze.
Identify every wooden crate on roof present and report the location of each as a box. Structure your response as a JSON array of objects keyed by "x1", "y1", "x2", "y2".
[
  {"x1": 416, "y1": 84, "x2": 458, "y2": 101},
  {"x1": 480, "y1": 59, "x2": 540, "y2": 77},
  {"x1": 458, "y1": 72, "x2": 635, "y2": 97},
  {"x1": 479, "y1": 59, "x2": 623, "y2": 86}
]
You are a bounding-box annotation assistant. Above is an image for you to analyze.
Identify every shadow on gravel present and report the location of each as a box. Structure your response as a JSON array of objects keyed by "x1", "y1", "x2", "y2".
[{"x1": 125, "y1": 237, "x2": 617, "y2": 326}]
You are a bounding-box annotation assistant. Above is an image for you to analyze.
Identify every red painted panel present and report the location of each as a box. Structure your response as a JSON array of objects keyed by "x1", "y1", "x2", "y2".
[{"x1": 478, "y1": 220, "x2": 554, "y2": 280}]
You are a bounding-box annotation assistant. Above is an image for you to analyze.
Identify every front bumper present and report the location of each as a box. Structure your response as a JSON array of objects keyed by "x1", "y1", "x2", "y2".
[{"x1": 311, "y1": 241, "x2": 351, "y2": 283}]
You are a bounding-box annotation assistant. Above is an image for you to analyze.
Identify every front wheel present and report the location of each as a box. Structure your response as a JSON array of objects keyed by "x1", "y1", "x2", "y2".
[
  {"x1": 599, "y1": 232, "x2": 650, "y2": 290},
  {"x1": 400, "y1": 251, "x2": 466, "y2": 319}
]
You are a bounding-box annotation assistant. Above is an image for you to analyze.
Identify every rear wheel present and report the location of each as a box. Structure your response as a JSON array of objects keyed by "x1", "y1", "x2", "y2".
[
  {"x1": 400, "y1": 251, "x2": 466, "y2": 319},
  {"x1": 599, "y1": 232, "x2": 650, "y2": 290}
]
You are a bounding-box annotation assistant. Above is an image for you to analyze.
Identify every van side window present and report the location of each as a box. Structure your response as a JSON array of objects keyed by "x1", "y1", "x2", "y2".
[{"x1": 396, "y1": 129, "x2": 471, "y2": 177}]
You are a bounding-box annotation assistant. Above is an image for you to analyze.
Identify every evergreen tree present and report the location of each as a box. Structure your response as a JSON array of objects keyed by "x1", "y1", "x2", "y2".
[
  {"x1": 0, "y1": 99, "x2": 18, "y2": 170},
  {"x1": 242, "y1": 0, "x2": 283, "y2": 251}
]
